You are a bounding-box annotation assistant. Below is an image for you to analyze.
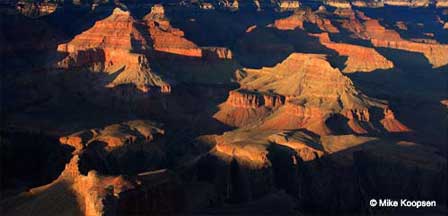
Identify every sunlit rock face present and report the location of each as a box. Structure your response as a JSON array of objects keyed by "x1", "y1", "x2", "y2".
[
  {"x1": 144, "y1": 4, "x2": 203, "y2": 57},
  {"x1": 195, "y1": 130, "x2": 446, "y2": 214},
  {"x1": 2, "y1": 2, "x2": 447, "y2": 216},
  {"x1": 352, "y1": 18, "x2": 448, "y2": 68},
  {"x1": 274, "y1": 9, "x2": 339, "y2": 32},
  {"x1": 383, "y1": 0, "x2": 430, "y2": 7},
  {"x1": 2, "y1": 120, "x2": 186, "y2": 216},
  {"x1": 277, "y1": 0, "x2": 300, "y2": 11},
  {"x1": 57, "y1": 8, "x2": 169, "y2": 93},
  {"x1": 315, "y1": 33, "x2": 394, "y2": 73},
  {"x1": 324, "y1": 0, "x2": 352, "y2": 8},
  {"x1": 215, "y1": 53, "x2": 409, "y2": 135}
]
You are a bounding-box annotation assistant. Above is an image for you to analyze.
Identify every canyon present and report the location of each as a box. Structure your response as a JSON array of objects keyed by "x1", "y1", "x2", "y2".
[{"x1": 1, "y1": 1, "x2": 447, "y2": 216}]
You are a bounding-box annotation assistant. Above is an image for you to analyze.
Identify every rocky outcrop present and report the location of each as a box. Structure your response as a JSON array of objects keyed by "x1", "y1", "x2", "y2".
[
  {"x1": 316, "y1": 33, "x2": 394, "y2": 73},
  {"x1": 216, "y1": 53, "x2": 409, "y2": 135},
  {"x1": 213, "y1": 90, "x2": 284, "y2": 127},
  {"x1": 371, "y1": 38, "x2": 448, "y2": 68},
  {"x1": 57, "y1": 8, "x2": 169, "y2": 92},
  {"x1": 198, "y1": 130, "x2": 446, "y2": 215},
  {"x1": 145, "y1": 4, "x2": 202, "y2": 57},
  {"x1": 351, "y1": 0, "x2": 384, "y2": 7},
  {"x1": 383, "y1": 0, "x2": 430, "y2": 7},
  {"x1": 145, "y1": 4, "x2": 233, "y2": 61},
  {"x1": 2, "y1": 119, "x2": 183, "y2": 216},
  {"x1": 202, "y1": 47, "x2": 233, "y2": 60},
  {"x1": 274, "y1": 9, "x2": 339, "y2": 33},
  {"x1": 212, "y1": 129, "x2": 324, "y2": 168},
  {"x1": 277, "y1": 0, "x2": 300, "y2": 11},
  {"x1": 225, "y1": 90, "x2": 285, "y2": 109},
  {"x1": 59, "y1": 120, "x2": 164, "y2": 154},
  {"x1": 325, "y1": 0, "x2": 352, "y2": 8},
  {"x1": 15, "y1": 1, "x2": 57, "y2": 17},
  {"x1": 362, "y1": 19, "x2": 448, "y2": 68}
]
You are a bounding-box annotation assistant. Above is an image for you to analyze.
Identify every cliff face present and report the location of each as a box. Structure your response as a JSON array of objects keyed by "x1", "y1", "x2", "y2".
[
  {"x1": 145, "y1": 5, "x2": 203, "y2": 57},
  {"x1": 274, "y1": 9, "x2": 339, "y2": 33},
  {"x1": 325, "y1": 0, "x2": 352, "y2": 8},
  {"x1": 361, "y1": 19, "x2": 448, "y2": 68},
  {"x1": 195, "y1": 131, "x2": 446, "y2": 215},
  {"x1": 56, "y1": 8, "x2": 169, "y2": 92},
  {"x1": 2, "y1": 120, "x2": 181, "y2": 216},
  {"x1": 215, "y1": 53, "x2": 409, "y2": 135},
  {"x1": 212, "y1": 129, "x2": 324, "y2": 168},
  {"x1": 225, "y1": 90, "x2": 285, "y2": 109},
  {"x1": 316, "y1": 33, "x2": 394, "y2": 73},
  {"x1": 383, "y1": 0, "x2": 430, "y2": 7}
]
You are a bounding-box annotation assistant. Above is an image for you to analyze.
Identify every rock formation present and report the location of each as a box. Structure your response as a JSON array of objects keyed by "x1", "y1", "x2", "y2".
[
  {"x1": 195, "y1": 130, "x2": 446, "y2": 215},
  {"x1": 274, "y1": 9, "x2": 339, "y2": 33},
  {"x1": 383, "y1": 0, "x2": 430, "y2": 7},
  {"x1": 59, "y1": 120, "x2": 164, "y2": 153},
  {"x1": 277, "y1": 0, "x2": 300, "y2": 11},
  {"x1": 145, "y1": 4, "x2": 203, "y2": 57},
  {"x1": 358, "y1": 19, "x2": 448, "y2": 68},
  {"x1": 315, "y1": 33, "x2": 394, "y2": 72},
  {"x1": 2, "y1": 3, "x2": 446, "y2": 216},
  {"x1": 57, "y1": 8, "x2": 170, "y2": 92},
  {"x1": 1, "y1": 120, "x2": 184, "y2": 216},
  {"x1": 324, "y1": 0, "x2": 352, "y2": 8},
  {"x1": 15, "y1": 1, "x2": 58, "y2": 17},
  {"x1": 215, "y1": 53, "x2": 409, "y2": 135},
  {"x1": 212, "y1": 129, "x2": 324, "y2": 168}
]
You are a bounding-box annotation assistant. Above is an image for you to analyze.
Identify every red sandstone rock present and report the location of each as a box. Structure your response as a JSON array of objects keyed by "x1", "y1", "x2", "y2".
[
  {"x1": 358, "y1": 19, "x2": 448, "y2": 68},
  {"x1": 60, "y1": 120, "x2": 164, "y2": 152},
  {"x1": 315, "y1": 33, "x2": 394, "y2": 73},
  {"x1": 56, "y1": 8, "x2": 170, "y2": 92},
  {"x1": 325, "y1": 0, "x2": 352, "y2": 8},
  {"x1": 145, "y1": 5, "x2": 202, "y2": 57},
  {"x1": 215, "y1": 53, "x2": 409, "y2": 135},
  {"x1": 274, "y1": 9, "x2": 339, "y2": 33},
  {"x1": 212, "y1": 129, "x2": 324, "y2": 168}
]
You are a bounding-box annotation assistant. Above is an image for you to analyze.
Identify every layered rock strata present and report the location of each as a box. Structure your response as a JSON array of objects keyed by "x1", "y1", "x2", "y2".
[{"x1": 215, "y1": 53, "x2": 409, "y2": 135}]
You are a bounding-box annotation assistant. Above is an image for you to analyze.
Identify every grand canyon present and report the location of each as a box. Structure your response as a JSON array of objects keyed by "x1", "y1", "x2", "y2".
[{"x1": 0, "y1": 0, "x2": 447, "y2": 215}]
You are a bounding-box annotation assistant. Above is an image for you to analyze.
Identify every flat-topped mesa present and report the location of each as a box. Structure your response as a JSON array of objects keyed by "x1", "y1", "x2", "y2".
[
  {"x1": 221, "y1": 53, "x2": 410, "y2": 134},
  {"x1": 273, "y1": 9, "x2": 339, "y2": 33},
  {"x1": 314, "y1": 33, "x2": 394, "y2": 73},
  {"x1": 56, "y1": 8, "x2": 169, "y2": 93},
  {"x1": 145, "y1": 4, "x2": 202, "y2": 58}
]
